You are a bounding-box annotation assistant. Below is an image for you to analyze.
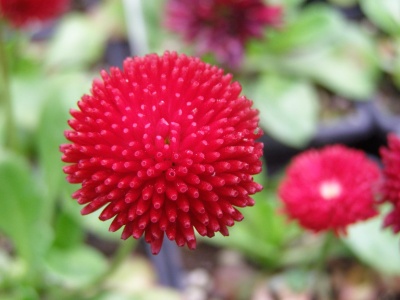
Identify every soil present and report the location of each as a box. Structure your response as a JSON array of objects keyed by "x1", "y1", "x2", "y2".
[
  {"x1": 317, "y1": 88, "x2": 356, "y2": 124},
  {"x1": 377, "y1": 77, "x2": 400, "y2": 115},
  {"x1": 179, "y1": 243, "x2": 400, "y2": 300}
]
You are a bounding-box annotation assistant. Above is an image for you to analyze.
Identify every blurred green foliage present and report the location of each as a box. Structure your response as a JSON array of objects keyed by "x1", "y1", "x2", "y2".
[
  {"x1": 360, "y1": 0, "x2": 400, "y2": 89},
  {"x1": 0, "y1": 0, "x2": 399, "y2": 299}
]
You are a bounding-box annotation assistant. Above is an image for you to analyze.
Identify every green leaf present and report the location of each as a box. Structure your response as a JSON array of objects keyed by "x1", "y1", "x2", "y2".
[
  {"x1": 62, "y1": 194, "x2": 123, "y2": 242},
  {"x1": 94, "y1": 289, "x2": 181, "y2": 300},
  {"x1": 390, "y1": 39, "x2": 400, "y2": 89},
  {"x1": 394, "y1": 56, "x2": 400, "y2": 89},
  {"x1": 343, "y1": 209, "x2": 400, "y2": 275},
  {"x1": 263, "y1": 5, "x2": 343, "y2": 55},
  {"x1": 251, "y1": 74, "x2": 319, "y2": 148},
  {"x1": 0, "y1": 152, "x2": 53, "y2": 272},
  {"x1": 251, "y1": 5, "x2": 379, "y2": 99},
  {"x1": 311, "y1": 26, "x2": 378, "y2": 99},
  {"x1": 10, "y1": 74, "x2": 49, "y2": 131},
  {"x1": 0, "y1": 286, "x2": 40, "y2": 300},
  {"x1": 100, "y1": 256, "x2": 171, "y2": 299},
  {"x1": 275, "y1": 19, "x2": 379, "y2": 99},
  {"x1": 45, "y1": 14, "x2": 107, "y2": 71},
  {"x1": 36, "y1": 92, "x2": 69, "y2": 203},
  {"x1": 205, "y1": 177, "x2": 301, "y2": 269},
  {"x1": 52, "y1": 212, "x2": 85, "y2": 250},
  {"x1": 45, "y1": 245, "x2": 108, "y2": 288},
  {"x1": 360, "y1": 0, "x2": 400, "y2": 36},
  {"x1": 106, "y1": 255, "x2": 154, "y2": 283},
  {"x1": 36, "y1": 71, "x2": 92, "y2": 201}
]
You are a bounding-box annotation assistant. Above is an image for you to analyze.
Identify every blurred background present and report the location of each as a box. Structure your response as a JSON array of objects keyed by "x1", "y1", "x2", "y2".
[{"x1": 0, "y1": 0, "x2": 399, "y2": 299}]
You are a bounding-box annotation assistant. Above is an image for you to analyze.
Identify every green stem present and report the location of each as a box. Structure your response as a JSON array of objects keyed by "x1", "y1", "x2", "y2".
[
  {"x1": 0, "y1": 21, "x2": 17, "y2": 151},
  {"x1": 310, "y1": 231, "x2": 335, "y2": 298},
  {"x1": 315, "y1": 231, "x2": 335, "y2": 271},
  {"x1": 90, "y1": 238, "x2": 137, "y2": 288}
]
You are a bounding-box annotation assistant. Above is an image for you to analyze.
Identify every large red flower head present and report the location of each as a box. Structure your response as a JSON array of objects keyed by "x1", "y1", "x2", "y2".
[
  {"x1": 278, "y1": 145, "x2": 380, "y2": 234},
  {"x1": 380, "y1": 133, "x2": 400, "y2": 233},
  {"x1": 165, "y1": 0, "x2": 282, "y2": 67},
  {"x1": 61, "y1": 51, "x2": 264, "y2": 254},
  {"x1": 0, "y1": 0, "x2": 69, "y2": 28}
]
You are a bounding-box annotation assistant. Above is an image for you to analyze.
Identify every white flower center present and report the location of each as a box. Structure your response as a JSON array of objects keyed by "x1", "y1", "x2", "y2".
[{"x1": 319, "y1": 180, "x2": 342, "y2": 200}]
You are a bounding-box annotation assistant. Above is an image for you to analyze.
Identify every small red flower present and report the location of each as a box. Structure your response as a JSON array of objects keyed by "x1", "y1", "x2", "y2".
[
  {"x1": 0, "y1": 0, "x2": 69, "y2": 28},
  {"x1": 278, "y1": 145, "x2": 380, "y2": 234},
  {"x1": 165, "y1": 0, "x2": 282, "y2": 67},
  {"x1": 380, "y1": 133, "x2": 400, "y2": 233},
  {"x1": 61, "y1": 51, "x2": 263, "y2": 254}
]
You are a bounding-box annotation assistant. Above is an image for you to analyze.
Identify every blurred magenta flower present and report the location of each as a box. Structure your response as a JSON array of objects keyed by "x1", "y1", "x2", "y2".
[
  {"x1": 0, "y1": 0, "x2": 69, "y2": 27},
  {"x1": 382, "y1": 207, "x2": 400, "y2": 233},
  {"x1": 380, "y1": 134, "x2": 400, "y2": 233},
  {"x1": 165, "y1": 0, "x2": 282, "y2": 67},
  {"x1": 278, "y1": 145, "x2": 380, "y2": 235},
  {"x1": 61, "y1": 51, "x2": 264, "y2": 254}
]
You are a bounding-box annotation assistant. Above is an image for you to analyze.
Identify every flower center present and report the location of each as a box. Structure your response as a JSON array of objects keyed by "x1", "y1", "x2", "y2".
[{"x1": 319, "y1": 180, "x2": 342, "y2": 200}]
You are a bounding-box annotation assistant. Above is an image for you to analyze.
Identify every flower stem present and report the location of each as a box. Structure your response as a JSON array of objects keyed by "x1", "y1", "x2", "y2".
[
  {"x1": 91, "y1": 238, "x2": 137, "y2": 288},
  {"x1": 310, "y1": 231, "x2": 335, "y2": 298},
  {"x1": 315, "y1": 231, "x2": 334, "y2": 270},
  {"x1": 0, "y1": 21, "x2": 18, "y2": 151}
]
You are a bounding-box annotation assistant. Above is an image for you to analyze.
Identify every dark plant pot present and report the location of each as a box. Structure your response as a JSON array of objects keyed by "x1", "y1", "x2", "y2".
[
  {"x1": 143, "y1": 240, "x2": 185, "y2": 289},
  {"x1": 71, "y1": 0, "x2": 100, "y2": 11},
  {"x1": 337, "y1": 4, "x2": 364, "y2": 21},
  {"x1": 368, "y1": 96, "x2": 400, "y2": 140},
  {"x1": 260, "y1": 135, "x2": 302, "y2": 177},
  {"x1": 103, "y1": 39, "x2": 132, "y2": 68},
  {"x1": 310, "y1": 101, "x2": 375, "y2": 147},
  {"x1": 262, "y1": 101, "x2": 375, "y2": 176}
]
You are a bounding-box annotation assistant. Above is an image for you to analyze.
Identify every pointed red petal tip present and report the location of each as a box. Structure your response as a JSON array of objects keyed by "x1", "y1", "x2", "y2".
[
  {"x1": 61, "y1": 51, "x2": 264, "y2": 254},
  {"x1": 150, "y1": 236, "x2": 164, "y2": 255}
]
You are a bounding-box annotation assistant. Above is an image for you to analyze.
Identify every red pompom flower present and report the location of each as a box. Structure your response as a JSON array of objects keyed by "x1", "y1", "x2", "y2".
[
  {"x1": 165, "y1": 0, "x2": 282, "y2": 67},
  {"x1": 380, "y1": 133, "x2": 400, "y2": 233},
  {"x1": 0, "y1": 0, "x2": 69, "y2": 28},
  {"x1": 60, "y1": 51, "x2": 264, "y2": 254},
  {"x1": 278, "y1": 145, "x2": 380, "y2": 234}
]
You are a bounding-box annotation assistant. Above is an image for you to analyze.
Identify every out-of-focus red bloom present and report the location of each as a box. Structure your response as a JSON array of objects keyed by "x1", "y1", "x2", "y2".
[
  {"x1": 165, "y1": 0, "x2": 282, "y2": 67},
  {"x1": 380, "y1": 133, "x2": 400, "y2": 233},
  {"x1": 60, "y1": 51, "x2": 264, "y2": 254},
  {"x1": 383, "y1": 205, "x2": 400, "y2": 233},
  {"x1": 0, "y1": 0, "x2": 69, "y2": 28},
  {"x1": 278, "y1": 145, "x2": 380, "y2": 235}
]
